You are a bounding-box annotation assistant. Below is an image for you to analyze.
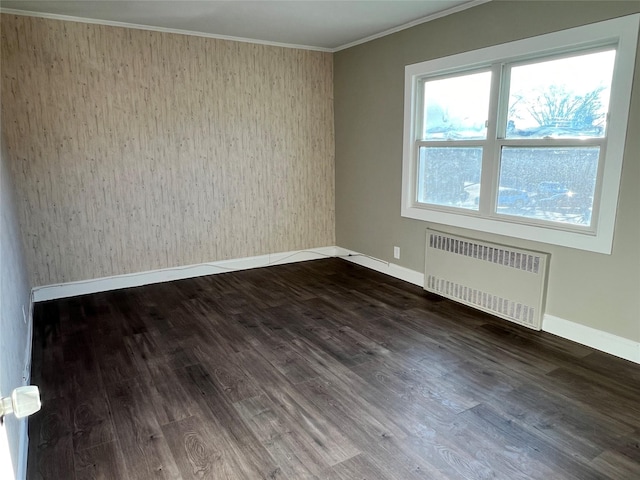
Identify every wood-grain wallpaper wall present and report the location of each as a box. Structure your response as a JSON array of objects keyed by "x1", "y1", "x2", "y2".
[{"x1": 1, "y1": 14, "x2": 335, "y2": 286}]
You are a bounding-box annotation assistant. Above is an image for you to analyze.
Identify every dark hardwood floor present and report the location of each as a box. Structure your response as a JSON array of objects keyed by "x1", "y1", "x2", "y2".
[{"x1": 27, "y1": 258, "x2": 640, "y2": 479}]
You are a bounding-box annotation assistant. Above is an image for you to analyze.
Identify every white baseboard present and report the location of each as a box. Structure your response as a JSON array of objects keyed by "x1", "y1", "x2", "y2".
[
  {"x1": 543, "y1": 314, "x2": 640, "y2": 364},
  {"x1": 30, "y1": 246, "x2": 639, "y2": 365},
  {"x1": 15, "y1": 294, "x2": 34, "y2": 480},
  {"x1": 334, "y1": 247, "x2": 424, "y2": 286},
  {"x1": 32, "y1": 246, "x2": 338, "y2": 302},
  {"x1": 336, "y1": 248, "x2": 639, "y2": 364},
  {"x1": 16, "y1": 418, "x2": 28, "y2": 480}
]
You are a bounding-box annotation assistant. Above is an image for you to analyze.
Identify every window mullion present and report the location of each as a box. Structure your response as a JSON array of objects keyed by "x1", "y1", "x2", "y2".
[{"x1": 478, "y1": 63, "x2": 503, "y2": 216}]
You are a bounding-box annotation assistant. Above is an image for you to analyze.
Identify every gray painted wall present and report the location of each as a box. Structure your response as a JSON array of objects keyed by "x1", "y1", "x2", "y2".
[
  {"x1": 335, "y1": 1, "x2": 640, "y2": 341},
  {"x1": 0, "y1": 135, "x2": 32, "y2": 478}
]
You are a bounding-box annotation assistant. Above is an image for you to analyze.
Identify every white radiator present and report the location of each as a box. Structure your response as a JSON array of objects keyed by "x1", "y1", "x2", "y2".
[{"x1": 424, "y1": 229, "x2": 549, "y2": 330}]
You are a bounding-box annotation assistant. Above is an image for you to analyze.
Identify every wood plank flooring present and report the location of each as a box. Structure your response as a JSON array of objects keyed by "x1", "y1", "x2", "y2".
[{"x1": 27, "y1": 258, "x2": 640, "y2": 479}]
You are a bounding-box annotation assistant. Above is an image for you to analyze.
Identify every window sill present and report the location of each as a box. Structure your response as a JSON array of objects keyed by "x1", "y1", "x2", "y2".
[{"x1": 401, "y1": 204, "x2": 613, "y2": 254}]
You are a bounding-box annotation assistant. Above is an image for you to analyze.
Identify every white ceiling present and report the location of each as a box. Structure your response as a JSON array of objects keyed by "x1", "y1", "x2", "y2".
[{"x1": 0, "y1": 0, "x2": 485, "y2": 51}]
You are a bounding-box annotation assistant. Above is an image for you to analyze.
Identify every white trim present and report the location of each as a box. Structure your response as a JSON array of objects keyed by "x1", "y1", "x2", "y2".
[
  {"x1": 335, "y1": 247, "x2": 639, "y2": 364},
  {"x1": 0, "y1": 8, "x2": 333, "y2": 52},
  {"x1": 32, "y1": 247, "x2": 338, "y2": 301},
  {"x1": 23, "y1": 292, "x2": 34, "y2": 385},
  {"x1": 16, "y1": 293, "x2": 34, "y2": 480},
  {"x1": 543, "y1": 314, "x2": 640, "y2": 364},
  {"x1": 334, "y1": 247, "x2": 424, "y2": 287},
  {"x1": 333, "y1": 0, "x2": 491, "y2": 52},
  {"x1": 30, "y1": 245, "x2": 640, "y2": 365},
  {"x1": 401, "y1": 14, "x2": 640, "y2": 255},
  {"x1": 16, "y1": 418, "x2": 28, "y2": 480},
  {"x1": 1, "y1": 1, "x2": 490, "y2": 54}
]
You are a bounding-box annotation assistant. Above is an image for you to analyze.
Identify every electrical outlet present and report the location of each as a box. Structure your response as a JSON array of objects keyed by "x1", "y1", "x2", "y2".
[{"x1": 393, "y1": 246, "x2": 400, "y2": 259}]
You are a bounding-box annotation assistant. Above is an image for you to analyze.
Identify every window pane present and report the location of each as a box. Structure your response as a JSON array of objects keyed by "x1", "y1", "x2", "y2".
[
  {"x1": 497, "y1": 147, "x2": 599, "y2": 226},
  {"x1": 417, "y1": 147, "x2": 483, "y2": 209},
  {"x1": 506, "y1": 50, "x2": 615, "y2": 139},
  {"x1": 422, "y1": 71, "x2": 491, "y2": 140}
]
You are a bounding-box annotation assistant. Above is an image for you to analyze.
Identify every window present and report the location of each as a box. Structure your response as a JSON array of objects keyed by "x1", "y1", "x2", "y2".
[{"x1": 401, "y1": 15, "x2": 639, "y2": 254}]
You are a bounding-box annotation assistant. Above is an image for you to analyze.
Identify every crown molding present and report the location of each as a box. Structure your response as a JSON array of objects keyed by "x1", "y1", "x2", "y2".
[
  {"x1": 0, "y1": 7, "x2": 333, "y2": 52},
  {"x1": 333, "y1": 0, "x2": 491, "y2": 51},
  {"x1": 1, "y1": 1, "x2": 490, "y2": 53}
]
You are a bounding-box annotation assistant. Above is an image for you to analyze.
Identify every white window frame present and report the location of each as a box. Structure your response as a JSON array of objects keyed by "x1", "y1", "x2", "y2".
[{"x1": 401, "y1": 14, "x2": 639, "y2": 254}]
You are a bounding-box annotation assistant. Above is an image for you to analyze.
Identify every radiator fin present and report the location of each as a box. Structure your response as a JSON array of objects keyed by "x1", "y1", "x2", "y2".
[
  {"x1": 429, "y1": 232, "x2": 541, "y2": 274},
  {"x1": 425, "y1": 230, "x2": 549, "y2": 330}
]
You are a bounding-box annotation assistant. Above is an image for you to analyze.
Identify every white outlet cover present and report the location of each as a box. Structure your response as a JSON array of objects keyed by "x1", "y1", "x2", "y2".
[{"x1": 393, "y1": 246, "x2": 400, "y2": 259}]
